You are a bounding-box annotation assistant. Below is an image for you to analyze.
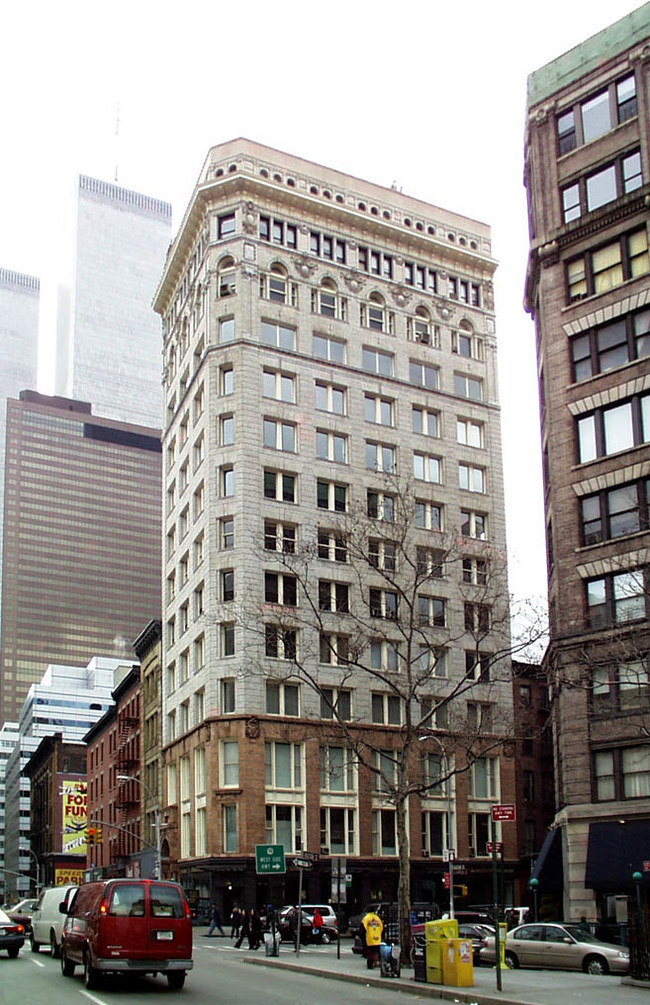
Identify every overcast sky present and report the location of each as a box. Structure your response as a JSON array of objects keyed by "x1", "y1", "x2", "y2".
[{"x1": 0, "y1": 0, "x2": 642, "y2": 618}]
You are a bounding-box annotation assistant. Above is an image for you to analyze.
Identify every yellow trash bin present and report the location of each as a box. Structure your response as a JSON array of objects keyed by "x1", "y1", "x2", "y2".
[{"x1": 441, "y1": 938, "x2": 474, "y2": 988}]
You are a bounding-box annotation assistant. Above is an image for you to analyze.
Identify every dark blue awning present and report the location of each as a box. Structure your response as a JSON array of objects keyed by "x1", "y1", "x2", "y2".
[
  {"x1": 531, "y1": 826, "x2": 563, "y2": 891},
  {"x1": 585, "y1": 819, "x2": 650, "y2": 890}
]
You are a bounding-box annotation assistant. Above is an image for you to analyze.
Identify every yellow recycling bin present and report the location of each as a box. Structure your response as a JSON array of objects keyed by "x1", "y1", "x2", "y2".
[
  {"x1": 423, "y1": 918, "x2": 459, "y2": 984},
  {"x1": 441, "y1": 938, "x2": 474, "y2": 987}
]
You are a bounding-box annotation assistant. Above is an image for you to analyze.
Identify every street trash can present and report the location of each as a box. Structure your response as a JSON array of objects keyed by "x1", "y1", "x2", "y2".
[
  {"x1": 379, "y1": 942, "x2": 400, "y2": 978},
  {"x1": 441, "y1": 938, "x2": 473, "y2": 987},
  {"x1": 264, "y1": 931, "x2": 280, "y2": 957}
]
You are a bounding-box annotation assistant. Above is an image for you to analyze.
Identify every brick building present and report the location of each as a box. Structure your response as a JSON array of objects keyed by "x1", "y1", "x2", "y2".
[
  {"x1": 524, "y1": 5, "x2": 650, "y2": 922},
  {"x1": 153, "y1": 139, "x2": 517, "y2": 919}
]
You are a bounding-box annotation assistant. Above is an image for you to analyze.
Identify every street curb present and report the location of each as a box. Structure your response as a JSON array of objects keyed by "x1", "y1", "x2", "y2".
[{"x1": 243, "y1": 957, "x2": 539, "y2": 1005}]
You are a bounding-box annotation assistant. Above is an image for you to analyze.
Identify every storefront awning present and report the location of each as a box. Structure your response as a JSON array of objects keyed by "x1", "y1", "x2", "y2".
[
  {"x1": 531, "y1": 826, "x2": 563, "y2": 891},
  {"x1": 585, "y1": 819, "x2": 650, "y2": 890}
]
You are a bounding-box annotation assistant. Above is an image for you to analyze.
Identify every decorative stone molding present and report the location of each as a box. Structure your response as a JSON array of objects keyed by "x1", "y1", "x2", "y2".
[
  {"x1": 389, "y1": 285, "x2": 411, "y2": 308},
  {"x1": 433, "y1": 298, "x2": 455, "y2": 322},
  {"x1": 242, "y1": 202, "x2": 257, "y2": 235},
  {"x1": 245, "y1": 717, "x2": 260, "y2": 740},
  {"x1": 342, "y1": 271, "x2": 366, "y2": 295},
  {"x1": 292, "y1": 255, "x2": 318, "y2": 280}
]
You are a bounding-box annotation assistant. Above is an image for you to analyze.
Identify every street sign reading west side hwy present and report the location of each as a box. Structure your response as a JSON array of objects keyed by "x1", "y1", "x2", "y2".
[{"x1": 255, "y1": 844, "x2": 286, "y2": 874}]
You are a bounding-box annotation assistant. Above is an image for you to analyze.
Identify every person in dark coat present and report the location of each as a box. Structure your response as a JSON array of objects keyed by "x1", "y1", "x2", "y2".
[
  {"x1": 230, "y1": 906, "x2": 242, "y2": 938},
  {"x1": 235, "y1": 909, "x2": 250, "y2": 949},
  {"x1": 207, "y1": 903, "x2": 225, "y2": 937},
  {"x1": 248, "y1": 908, "x2": 262, "y2": 950}
]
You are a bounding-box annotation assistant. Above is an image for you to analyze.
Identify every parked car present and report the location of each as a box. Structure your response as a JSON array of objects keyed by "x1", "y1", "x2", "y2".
[
  {"x1": 480, "y1": 922, "x2": 630, "y2": 975},
  {"x1": 30, "y1": 885, "x2": 78, "y2": 957},
  {"x1": 457, "y1": 923, "x2": 494, "y2": 964},
  {"x1": 59, "y1": 878, "x2": 193, "y2": 990},
  {"x1": 7, "y1": 898, "x2": 38, "y2": 936},
  {"x1": 0, "y1": 907, "x2": 25, "y2": 958},
  {"x1": 277, "y1": 904, "x2": 338, "y2": 944}
]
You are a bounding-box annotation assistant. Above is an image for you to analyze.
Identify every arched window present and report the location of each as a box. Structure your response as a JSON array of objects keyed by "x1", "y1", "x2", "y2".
[
  {"x1": 452, "y1": 319, "x2": 483, "y2": 360},
  {"x1": 361, "y1": 292, "x2": 394, "y2": 334},
  {"x1": 260, "y1": 263, "x2": 297, "y2": 306},
  {"x1": 218, "y1": 256, "x2": 236, "y2": 298},
  {"x1": 311, "y1": 278, "x2": 347, "y2": 321}
]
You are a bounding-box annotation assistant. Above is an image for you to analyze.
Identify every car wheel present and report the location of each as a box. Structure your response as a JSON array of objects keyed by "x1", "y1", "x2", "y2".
[
  {"x1": 84, "y1": 951, "x2": 100, "y2": 990},
  {"x1": 8, "y1": 947, "x2": 20, "y2": 959},
  {"x1": 584, "y1": 954, "x2": 608, "y2": 975},
  {"x1": 321, "y1": 930, "x2": 331, "y2": 945},
  {"x1": 50, "y1": 931, "x2": 60, "y2": 959},
  {"x1": 167, "y1": 972, "x2": 186, "y2": 990},
  {"x1": 30, "y1": 934, "x2": 41, "y2": 953},
  {"x1": 61, "y1": 950, "x2": 75, "y2": 977},
  {"x1": 504, "y1": 950, "x2": 519, "y2": 969}
]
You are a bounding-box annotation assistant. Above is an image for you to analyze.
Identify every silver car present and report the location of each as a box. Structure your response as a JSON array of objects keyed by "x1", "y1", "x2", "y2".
[{"x1": 481, "y1": 922, "x2": 629, "y2": 975}]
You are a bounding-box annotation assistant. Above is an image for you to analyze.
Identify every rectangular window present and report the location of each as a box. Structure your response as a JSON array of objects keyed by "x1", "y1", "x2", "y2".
[
  {"x1": 414, "y1": 500, "x2": 443, "y2": 536},
  {"x1": 318, "y1": 529, "x2": 347, "y2": 562},
  {"x1": 461, "y1": 509, "x2": 487, "y2": 539},
  {"x1": 464, "y1": 601, "x2": 491, "y2": 633},
  {"x1": 577, "y1": 393, "x2": 650, "y2": 462},
  {"x1": 459, "y1": 463, "x2": 486, "y2": 493},
  {"x1": 224, "y1": 805, "x2": 237, "y2": 852},
  {"x1": 413, "y1": 407, "x2": 440, "y2": 438},
  {"x1": 320, "y1": 746, "x2": 355, "y2": 792},
  {"x1": 457, "y1": 419, "x2": 484, "y2": 448},
  {"x1": 365, "y1": 441, "x2": 396, "y2": 473},
  {"x1": 372, "y1": 809, "x2": 397, "y2": 856},
  {"x1": 414, "y1": 452, "x2": 441, "y2": 484},
  {"x1": 318, "y1": 580, "x2": 350, "y2": 613},
  {"x1": 220, "y1": 365, "x2": 234, "y2": 395},
  {"x1": 468, "y1": 813, "x2": 491, "y2": 857},
  {"x1": 317, "y1": 430, "x2": 348, "y2": 463},
  {"x1": 263, "y1": 369, "x2": 296, "y2": 403},
  {"x1": 264, "y1": 571, "x2": 297, "y2": 607},
  {"x1": 454, "y1": 373, "x2": 483, "y2": 401},
  {"x1": 570, "y1": 308, "x2": 650, "y2": 380},
  {"x1": 222, "y1": 678, "x2": 235, "y2": 713},
  {"x1": 587, "y1": 569, "x2": 647, "y2": 627},
  {"x1": 369, "y1": 539, "x2": 397, "y2": 572},
  {"x1": 221, "y1": 569, "x2": 234, "y2": 602},
  {"x1": 370, "y1": 639, "x2": 400, "y2": 672},
  {"x1": 320, "y1": 687, "x2": 352, "y2": 720},
  {"x1": 362, "y1": 347, "x2": 394, "y2": 376},
  {"x1": 219, "y1": 317, "x2": 235, "y2": 343},
  {"x1": 367, "y1": 489, "x2": 395, "y2": 522},
  {"x1": 264, "y1": 520, "x2": 296, "y2": 554},
  {"x1": 568, "y1": 229, "x2": 649, "y2": 302},
  {"x1": 372, "y1": 694, "x2": 402, "y2": 725},
  {"x1": 221, "y1": 622, "x2": 235, "y2": 657},
  {"x1": 221, "y1": 517, "x2": 234, "y2": 550},
  {"x1": 321, "y1": 807, "x2": 356, "y2": 856},
  {"x1": 265, "y1": 681, "x2": 300, "y2": 716},
  {"x1": 263, "y1": 418, "x2": 296, "y2": 452},
  {"x1": 319, "y1": 632, "x2": 350, "y2": 664},
  {"x1": 265, "y1": 625, "x2": 298, "y2": 661},
  {"x1": 261, "y1": 320, "x2": 296, "y2": 350},
  {"x1": 265, "y1": 740, "x2": 302, "y2": 786},
  {"x1": 581, "y1": 478, "x2": 648, "y2": 544},
  {"x1": 417, "y1": 547, "x2": 444, "y2": 579},
  {"x1": 265, "y1": 804, "x2": 302, "y2": 852},
  {"x1": 313, "y1": 333, "x2": 346, "y2": 362},
  {"x1": 315, "y1": 381, "x2": 346, "y2": 415},
  {"x1": 468, "y1": 757, "x2": 499, "y2": 799},
  {"x1": 595, "y1": 745, "x2": 650, "y2": 801},
  {"x1": 221, "y1": 465, "x2": 234, "y2": 497},
  {"x1": 369, "y1": 588, "x2": 398, "y2": 619},
  {"x1": 418, "y1": 595, "x2": 446, "y2": 627},
  {"x1": 409, "y1": 361, "x2": 439, "y2": 389},
  {"x1": 365, "y1": 394, "x2": 393, "y2": 426},
  {"x1": 317, "y1": 479, "x2": 348, "y2": 512},
  {"x1": 264, "y1": 469, "x2": 297, "y2": 503},
  {"x1": 218, "y1": 213, "x2": 235, "y2": 238}
]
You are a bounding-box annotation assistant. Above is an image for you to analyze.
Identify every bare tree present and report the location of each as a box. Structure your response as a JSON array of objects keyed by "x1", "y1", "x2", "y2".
[{"x1": 242, "y1": 477, "x2": 547, "y2": 960}]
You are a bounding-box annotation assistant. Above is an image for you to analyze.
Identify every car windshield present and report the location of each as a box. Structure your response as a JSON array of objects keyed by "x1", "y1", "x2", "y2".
[{"x1": 562, "y1": 925, "x2": 605, "y2": 944}]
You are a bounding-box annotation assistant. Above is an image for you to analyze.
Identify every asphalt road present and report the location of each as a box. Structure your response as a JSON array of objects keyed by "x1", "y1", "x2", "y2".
[{"x1": 1, "y1": 940, "x2": 412, "y2": 1005}]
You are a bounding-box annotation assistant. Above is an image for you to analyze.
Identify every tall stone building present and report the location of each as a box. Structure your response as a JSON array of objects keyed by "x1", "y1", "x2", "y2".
[
  {"x1": 54, "y1": 175, "x2": 172, "y2": 428},
  {"x1": 524, "y1": 5, "x2": 650, "y2": 923},
  {"x1": 154, "y1": 139, "x2": 515, "y2": 916},
  {"x1": 0, "y1": 391, "x2": 162, "y2": 722},
  {"x1": 0, "y1": 268, "x2": 39, "y2": 612}
]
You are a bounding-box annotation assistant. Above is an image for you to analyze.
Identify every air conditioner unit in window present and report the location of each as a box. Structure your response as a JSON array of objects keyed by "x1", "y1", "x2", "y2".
[
  {"x1": 320, "y1": 846, "x2": 330, "y2": 855},
  {"x1": 415, "y1": 332, "x2": 430, "y2": 345},
  {"x1": 422, "y1": 849, "x2": 430, "y2": 858}
]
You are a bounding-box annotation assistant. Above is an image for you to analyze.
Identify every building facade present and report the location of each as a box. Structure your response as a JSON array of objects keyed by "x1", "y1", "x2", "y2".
[
  {"x1": 2, "y1": 657, "x2": 119, "y2": 897},
  {"x1": 54, "y1": 175, "x2": 172, "y2": 428},
  {"x1": 154, "y1": 139, "x2": 515, "y2": 919},
  {"x1": 524, "y1": 5, "x2": 650, "y2": 923},
  {"x1": 0, "y1": 391, "x2": 162, "y2": 723},
  {"x1": 0, "y1": 268, "x2": 39, "y2": 616}
]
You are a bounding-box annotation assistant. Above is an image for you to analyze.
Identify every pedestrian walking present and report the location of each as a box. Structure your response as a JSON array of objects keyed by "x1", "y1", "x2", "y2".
[
  {"x1": 248, "y1": 908, "x2": 262, "y2": 950},
  {"x1": 230, "y1": 905, "x2": 242, "y2": 939},
  {"x1": 207, "y1": 903, "x2": 225, "y2": 937},
  {"x1": 235, "y1": 908, "x2": 250, "y2": 949}
]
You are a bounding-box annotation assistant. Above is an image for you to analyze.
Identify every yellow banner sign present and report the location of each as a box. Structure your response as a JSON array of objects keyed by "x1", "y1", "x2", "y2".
[
  {"x1": 54, "y1": 868, "x2": 84, "y2": 886},
  {"x1": 61, "y1": 779, "x2": 87, "y2": 855}
]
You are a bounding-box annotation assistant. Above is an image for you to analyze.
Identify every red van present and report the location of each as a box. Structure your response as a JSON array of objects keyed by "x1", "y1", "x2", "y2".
[{"x1": 59, "y1": 879, "x2": 193, "y2": 990}]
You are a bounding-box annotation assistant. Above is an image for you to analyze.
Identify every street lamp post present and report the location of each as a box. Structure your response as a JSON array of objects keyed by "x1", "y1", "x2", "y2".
[
  {"x1": 27, "y1": 849, "x2": 41, "y2": 894},
  {"x1": 529, "y1": 877, "x2": 539, "y2": 922},
  {"x1": 116, "y1": 774, "x2": 161, "y2": 880},
  {"x1": 418, "y1": 733, "x2": 454, "y2": 919}
]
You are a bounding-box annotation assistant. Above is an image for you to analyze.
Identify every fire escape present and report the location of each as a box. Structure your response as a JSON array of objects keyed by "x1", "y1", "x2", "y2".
[{"x1": 114, "y1": 714, "x2": 139, "y2": 857}]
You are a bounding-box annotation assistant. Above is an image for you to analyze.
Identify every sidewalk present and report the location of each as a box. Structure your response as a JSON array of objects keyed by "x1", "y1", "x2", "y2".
[{"x1": 195, "y1": 930, "x2": 650, "y2": 1005}]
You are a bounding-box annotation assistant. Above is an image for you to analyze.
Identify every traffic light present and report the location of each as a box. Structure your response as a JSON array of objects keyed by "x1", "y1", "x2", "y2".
[
  {"x1": 94, "y1": 828, "x2": 102, "y2": 844},
  {"x1": 85, "y1": 827, "x2": 96, "y2": 845},
  {"x1": 453, "y1": 884, "x2": 468, "y2": 898}
]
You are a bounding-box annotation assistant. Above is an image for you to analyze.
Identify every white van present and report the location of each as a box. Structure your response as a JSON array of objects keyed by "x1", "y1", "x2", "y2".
[{"x1": 31, "y1": 885, "x2": 78, "y2": 957}]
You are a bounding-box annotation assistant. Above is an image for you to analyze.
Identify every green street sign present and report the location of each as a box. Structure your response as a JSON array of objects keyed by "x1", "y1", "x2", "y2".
[{"x1": 255, "y1": 843, "x2": 286, "y2": 875}]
